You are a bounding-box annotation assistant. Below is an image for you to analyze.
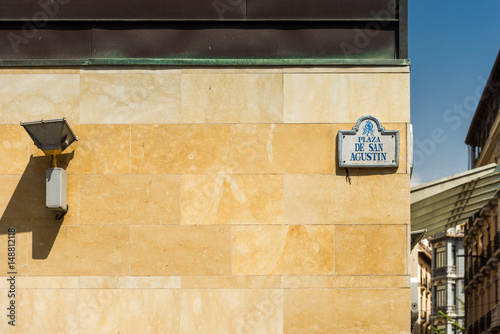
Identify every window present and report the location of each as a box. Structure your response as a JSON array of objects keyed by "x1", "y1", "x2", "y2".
[
  {"x1": 436, "y1": 246, "x2": 446, "y2": 268},
  {"x1": 487, "y1": 224, "x2": 491, "y2": 246},
  {"x1": 451, "y1": 284, "x2": 456, "y2": 306},
  {"x1": 496, "y1": 279, "x2": 499, "y2": 305},
  {"x1": 451, "y1": 245, "x2": 456, "y2": 266},
  {"x1": 436, "y1": 285, "x2": 446, "y2": 307}
]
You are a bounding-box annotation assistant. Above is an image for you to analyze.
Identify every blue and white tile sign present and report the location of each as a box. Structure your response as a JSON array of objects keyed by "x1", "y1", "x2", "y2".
[{"x1": 338, "y1": 115, "x2": 399, "y2": 168}]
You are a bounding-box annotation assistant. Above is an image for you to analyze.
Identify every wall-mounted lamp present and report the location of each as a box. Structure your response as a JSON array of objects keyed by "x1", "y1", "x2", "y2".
[{"x1": 20, "y1": 118, "x2": 78, "y2": 218}]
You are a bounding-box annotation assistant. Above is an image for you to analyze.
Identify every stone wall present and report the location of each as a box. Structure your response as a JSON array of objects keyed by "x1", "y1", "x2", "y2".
[{"x1": 0, "y1": 66, "x2": 410, "y2": 333}]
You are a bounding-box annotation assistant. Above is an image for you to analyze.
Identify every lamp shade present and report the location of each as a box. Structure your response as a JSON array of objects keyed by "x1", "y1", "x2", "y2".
[{"x1": 20, "y1": 118, "x2": 78, "y2": 153}]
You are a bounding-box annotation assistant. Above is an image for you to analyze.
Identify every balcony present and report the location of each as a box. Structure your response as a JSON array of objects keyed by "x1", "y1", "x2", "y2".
[
  {"x1": 466, "y1": 266, "x2": 477, "y2": 290},
  {"x1": 433, "y1": 265, "x2": 457, "y2": 278},
  {"x1": 480, "y1": 252, "x2": 491, "y2": 275},
  {"x1": 490, "y1": 305, "x2": 500, "y2": 331},
  {"x1": 495, "y1": 232, "x2": 500, "y2": 258},
  {"x1": 474, "y1": 260, "x2": 485, "y2": 281},
  {"x1": 436, "y1": 305, "x2": 457, "y2": 316},
  {"x1": 488, "y1": 242, "x2": 499, "y2": 268}
]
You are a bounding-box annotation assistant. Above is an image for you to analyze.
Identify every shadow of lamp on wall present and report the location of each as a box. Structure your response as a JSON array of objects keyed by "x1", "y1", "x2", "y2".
[{"x1": 20, "y1": 118, "x2": 78, "y2": 220}]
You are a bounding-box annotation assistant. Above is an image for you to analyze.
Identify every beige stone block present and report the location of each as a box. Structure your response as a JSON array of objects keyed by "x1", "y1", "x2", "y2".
[
  {"x1": 28, "y1": 124, "x2": 131, "y2": 175},
  {"x1": 0, "y1": 125, "x2": 28, "y2": 174},
  {"x1": 80, "y1": 174, "x2": 180, "y2": 225},
  {"x1": 0, "y1": 174, "x2": 77, "y2": 225},
  {"x1": 131, "y1": 226, "x2": 231, "y2": 275},
  {"x1": 181, "y1": 73, "x2": 283, "y2": 123},
  {"x1": 181, "y1": 174, "x2": 283, "y2": 225},
  {"x1": 79, "y1": 289, "x2": 180, "y2": 334},
  {"x1": 284, "y1": 289, "x2": 409, "y2": 333},
  {"x1": 81, "y1": 66, "x2": 162, "y2": 74},
  {"x1": 18, "y1": 276, "x2": 79, "y2": 289},
  {"x1": 0, "y1": 68, "x2": 80, "y2": 74},
  {"x1": 284, "y1": 289, "x2": 336, "y2": 334},
  {"x1": 0, "y1": 223, "x2": 28, "y2": 276},
  {"x1": 181, "y1": 276, "x2": 282, "y2": 289},
  {"x1": 284, "y1": 174, "x2": 409, "y2": 225},
  {"x1": 181, "y1": 68, "x2": 283, "y2": 74},
  {"x1": 333, "y1": 288, "x2": 409, "y2": 333},
  {"x1": 283, "y1": 275, "x2": 409, "y2": 289},
  {"x1": 0, "y1": 175, "x2": 45, "y2": 221},
  {"x1": 233, "y1": 225, "x2": 333, "y2": 275},
  {"x1": 0, "y1": 174, "x2": 78, "y2": 225},
  {"x1": 79, "y1": 276, "x2": 181, "y2": 289},
  {"x1": 0, "y1": 289, "x2": 16, "y2": 333},
  {"x1": 80, "y1": 70, "x2": 181, "y2": 124},
  {"x1": 233, "y1": 124, "x2": 333, "y2": 174},
  {"x1": 181, "y1": 289, "x2": 283, "y2": 334},
  {"x1": 28, "y1": 226, "x2": 129, "y2": 276},
  {"x1": 63, "y1": 124, "x2": 131, "y2": 174},
  {"x1": 334, "y1": 122, "x2": 407, "y2": 174},
  {"x1": 284, "y1": 73, "x2": 410, "y2": 123},
  {"x1": 64, "y1": 175, "x2": 79, "y2": 225},
  {"x1": 0, "y1": 73, "x2": 80, "y2": 124},
  {"x1": 282, "y1": 66, "x2": 410, "y2": 74},
  {"x1": 16, "y1": 289, "x2": 79, "y2": 333},
  {"x1": 131, "y1": 124, "x2": 232, "y2": 174},
  {"x1": 336, "y1": 225, "x2": 407, "y2": 275}
]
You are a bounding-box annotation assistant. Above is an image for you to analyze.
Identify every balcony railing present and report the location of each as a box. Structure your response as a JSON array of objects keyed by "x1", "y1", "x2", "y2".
[
  {"x1": 433, "y1": 265, "x2": 457, "y2": 277},
  {"x1": 436, "y1": 305, "x2": 457, "y2": 316}
]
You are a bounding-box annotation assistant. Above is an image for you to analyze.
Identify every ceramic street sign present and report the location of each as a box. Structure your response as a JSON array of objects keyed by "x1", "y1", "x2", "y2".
[{"x1": 338, "y1": 115, "x2": 399, "y2": 168}]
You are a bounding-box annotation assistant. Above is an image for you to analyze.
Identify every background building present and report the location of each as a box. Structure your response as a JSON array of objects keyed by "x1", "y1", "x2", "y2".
[
  {"x1": 463, "y1": 50, "x2": 500, "y2": 334},
  {"x1": 0, "y1": 0, "x2": 411, "y2": 332},
  {"x1": 411, "y1": 239, "x2": 433, "y2": 333},
  {"x1": 429, "y1": 227, "x2": 465, "y2": 334}
]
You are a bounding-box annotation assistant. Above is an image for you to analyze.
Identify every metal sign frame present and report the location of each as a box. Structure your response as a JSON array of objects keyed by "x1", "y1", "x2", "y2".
[{"x1": 338, "y1": 115, "x2": 399, "y2": 168}]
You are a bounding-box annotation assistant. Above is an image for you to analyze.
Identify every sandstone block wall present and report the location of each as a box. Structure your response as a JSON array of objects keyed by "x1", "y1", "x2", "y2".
[{"x1": 0, "y1": 66, "x2": 410, "y2": 333}]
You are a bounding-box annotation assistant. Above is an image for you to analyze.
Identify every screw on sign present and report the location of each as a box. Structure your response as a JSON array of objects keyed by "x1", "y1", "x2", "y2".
[{"x1": 411, "y1": 302, "x2": 418, "y2": 310}]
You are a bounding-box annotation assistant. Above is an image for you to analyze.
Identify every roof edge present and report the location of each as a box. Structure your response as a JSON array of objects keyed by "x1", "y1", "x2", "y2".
[{"x1": 465, "y1": 49, "x2": 500, "y2": 145}]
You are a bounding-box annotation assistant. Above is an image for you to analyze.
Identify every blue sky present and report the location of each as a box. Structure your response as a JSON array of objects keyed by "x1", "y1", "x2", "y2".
[{"x1": 409, "y1": 0, "x2": 500, "y2": 186}]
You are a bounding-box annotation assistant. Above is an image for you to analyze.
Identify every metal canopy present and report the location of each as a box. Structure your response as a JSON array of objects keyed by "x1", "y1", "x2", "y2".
[
  {"x1": 411, "y1": 163, "x2": 500, "y2": 237},
  {"x1": 411, "y1": 229, "x2": 427, "y2": 250}
]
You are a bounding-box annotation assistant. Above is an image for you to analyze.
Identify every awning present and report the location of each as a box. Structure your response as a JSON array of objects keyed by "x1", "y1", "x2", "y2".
[{"x1": 411, "y1": 163, "x2": 500, "y2": 237}]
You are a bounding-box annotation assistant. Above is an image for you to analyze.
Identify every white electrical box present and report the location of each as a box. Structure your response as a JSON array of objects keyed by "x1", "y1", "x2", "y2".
[{"x1": 46, "y1": 167, "x2": 67, "y2": 211}]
